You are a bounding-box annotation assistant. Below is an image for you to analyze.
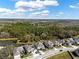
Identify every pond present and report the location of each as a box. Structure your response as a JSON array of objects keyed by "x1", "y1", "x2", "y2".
[{"x1": 0, "y1": 40, "x2": 16, "y2": 46}]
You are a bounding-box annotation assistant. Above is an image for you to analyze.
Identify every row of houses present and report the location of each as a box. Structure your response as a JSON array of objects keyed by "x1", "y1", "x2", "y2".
[{"x1": 13, "y1": 38, "x2": 79, "y2": 59}]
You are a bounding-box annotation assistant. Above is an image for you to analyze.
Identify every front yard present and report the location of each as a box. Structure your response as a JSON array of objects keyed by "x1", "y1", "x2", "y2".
[{"x1": 47, "y1": 51, "x2": 73, "y2": 59}]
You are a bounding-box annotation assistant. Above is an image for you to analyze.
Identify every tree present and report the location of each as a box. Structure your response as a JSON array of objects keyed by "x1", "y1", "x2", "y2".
[
  {"x1": 0, "y1": 46, "x2": 15, "y2": 59},
  {"x1": 0, "y1": 32, "x2": 10, "y2": 38},
  {"x1": 40, "y1": 32, "x2": 48, "y2": 40}
]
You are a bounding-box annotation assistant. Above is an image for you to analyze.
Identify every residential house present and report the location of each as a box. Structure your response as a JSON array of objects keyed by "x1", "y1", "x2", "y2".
[
  {"x1": 54, "y1": 40, "x2": 60, "y2": 46},
  {"x1": 23, "y1": 45, "x2": 35, "y2": 53},
  {"x1": 13, "y1": 46, "x2": 24, "y2": 59},
  {"x1": 57, "y1": 39, "x2": 65, "y2": 46},
  {"x1": 73, "y1": 38, "x2": 79, "y2": 44},
  {"x1": 69, "y1": 38, "x2": 75, "y2": 45},
  {"x1": 43, "y1": 41, "x2": 54, "y2": 48},
  {"x1": 34, "y1": 42, "x2": 45, "y2": 50}
]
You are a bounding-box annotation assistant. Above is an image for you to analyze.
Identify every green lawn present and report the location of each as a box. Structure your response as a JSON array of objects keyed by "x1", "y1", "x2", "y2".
[
  {"x1": 0, "y1": 38, "x2": 18, "y2": 41},
  {"x1": 47, "y1": 52, "x2": 72, "y2": 59}
]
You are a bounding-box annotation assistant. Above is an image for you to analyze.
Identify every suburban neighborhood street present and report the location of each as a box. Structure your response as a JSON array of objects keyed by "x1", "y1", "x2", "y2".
[
  {"x1": 14, "y1": 38, "x2": 79, "y2": 59},
  {"x1": 30, "y1": 46, "x2": 79, "y2": 59}
]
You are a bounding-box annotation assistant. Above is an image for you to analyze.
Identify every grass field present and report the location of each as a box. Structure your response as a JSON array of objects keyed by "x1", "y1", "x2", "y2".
[
  {"x1": 47, "y1": 51, "x2": 72, "y2": 59},
  {"x1": 0, "y1": 38, "x2": 17, "y2": 41}
]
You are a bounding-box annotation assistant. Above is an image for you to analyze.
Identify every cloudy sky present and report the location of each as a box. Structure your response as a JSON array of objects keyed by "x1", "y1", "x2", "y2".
[{"x1": 0, "y1": 0, "x2": 79, "y2": 19}]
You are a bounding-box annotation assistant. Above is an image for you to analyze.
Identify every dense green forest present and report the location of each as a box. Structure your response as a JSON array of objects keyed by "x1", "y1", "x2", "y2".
[{"x1": 0, "y1": 21, "x2": 79, "y2": 43}]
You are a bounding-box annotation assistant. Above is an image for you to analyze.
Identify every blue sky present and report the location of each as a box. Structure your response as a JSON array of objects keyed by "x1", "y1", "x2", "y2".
[{"x1": 0, "y1": 0, "x2": 79, "y2": 19}]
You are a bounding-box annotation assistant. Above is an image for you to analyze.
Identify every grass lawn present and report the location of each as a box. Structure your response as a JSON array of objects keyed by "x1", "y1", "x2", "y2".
[
  {"x1": 0, "y1": 38, "x2": 18, "y2": 41},
  {"x1": 47, "y1": 52, "x2": 72, "y2": 59}
]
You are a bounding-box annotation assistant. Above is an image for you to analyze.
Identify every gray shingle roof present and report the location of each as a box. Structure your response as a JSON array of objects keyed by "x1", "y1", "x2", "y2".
[
  {"x1": 13, "y1": 46, "x2": 24, "y2": 56},
  {"x1": 35, "y1": 42, "x2": 45, "y2": 49},
  {"x1": 23, "y1": 45, "x2": 34, "y2": 53},
  {"x1": 43, "y1": 41, "x2": 54, "y2": 48}
]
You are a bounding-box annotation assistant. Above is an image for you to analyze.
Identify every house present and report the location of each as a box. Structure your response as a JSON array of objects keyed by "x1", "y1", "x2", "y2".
[
  {"x1": 34, "y1": 42, "x2": 45, "y2": 50},
  {"x1": 43, "y1": 41, "x2": 54, "y2": 48},
  {"x1": 54, "y1": 41, "x2": 60, "y2": 46},
  {"x1": 62, "y1": 40, "x2": 72, "y2": 46},
  {"x1": 72, "y1": 49, "x2": 79, "y2": 57},
  {"x1": 48, "y1": 41, "x2": 54, "y2": 48},
  {"x1": 73, "y1": 38, "x2": 79, "y2": 44},
  {"x1": 13, "y1": 46, "x2": 24, "y2": 54},
  {"x1": 69, "y1": 38, "x2": 73, "y2": 41},
  {"x1": 14, "y1": 51, "x2": 21, "y2": 59},
  {"x1": 13, "y1": 45, "x2": 35, "y2": 59},
  {"x1": 62, "y1": 38, "x2": 76, "y2": 46},
  {"x1": 23, "y1": 45, "x2": 35, "y2": 53},
  {"x1": 13, "y1": 46, "x2": 24, "y2": 59},
  {"x1": 57, "y1": 39, "x2": 65, "y2": 46},
  {"x1": 68, "y1": 38, "x2": 75, "y2": 45}
]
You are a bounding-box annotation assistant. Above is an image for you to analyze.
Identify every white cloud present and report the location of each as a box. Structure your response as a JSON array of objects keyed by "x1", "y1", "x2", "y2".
[
  {"x1": 0, "y1": 8, "x2": 11, "y2": 12},
  {"x1": 31, "y1": 10, "x2": 49, "y2": 15},
  {"x1": 0, "y1": 0, "x2": 59, "y2": 18},
  {"x1": 0, "y1": 7, "x2": 26, "y2": 18},
  {"x1": 15, "y1": 1, "x2": 43, "y2": 9},
  {"x1": 15, "y1": 8, "x2": 26, "y2": 12},
  {"x1": 69, "y1": 3, "x2": 79, "y2": 8},
  {"x1": 15, "y1": 0, "x2": 59, "y2": 11},
  {"x1": 69, "y1": 5, "x2": 77, "y2": 8},
  {"x1": 29, "y1": 10, "x2": 49, "y2": 17},
  {"x1": 59, "y1": 11, "x2": 64, "y2": 15},
  {"x1": 77, "y1": 3, "x2": 79, "y2": 5},
  {"x1": 41, "y1": 13, "x2": 48, "y2": 16},
  {"x1": 55, "y1": 11, "x2": 64, "y2": 16},
  {"x1": 1, "y1": 11, "x2": 25, "y2": 17}
]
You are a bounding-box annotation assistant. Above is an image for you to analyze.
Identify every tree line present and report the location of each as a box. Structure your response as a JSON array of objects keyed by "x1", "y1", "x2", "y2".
[{"x1": 0, "y1": 22, "x2": 79, "y2": 43}]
